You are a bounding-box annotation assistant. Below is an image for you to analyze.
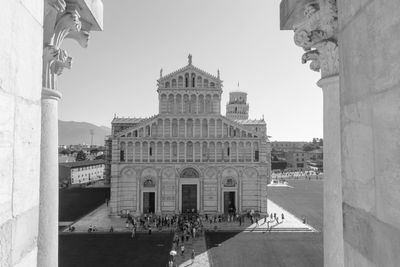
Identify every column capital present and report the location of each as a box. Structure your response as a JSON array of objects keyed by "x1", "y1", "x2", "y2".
[
  {"x1": 43, "y1": 0, "x2": 103, "y2": 89},
  {"x1": 293, "y1": 0, "x2": 338, "y2": 78}
]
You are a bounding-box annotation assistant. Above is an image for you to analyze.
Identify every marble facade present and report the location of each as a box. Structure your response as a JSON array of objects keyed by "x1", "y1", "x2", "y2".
[{"x1": 107, "y1": 57, "x2": 270, "y2": 216}]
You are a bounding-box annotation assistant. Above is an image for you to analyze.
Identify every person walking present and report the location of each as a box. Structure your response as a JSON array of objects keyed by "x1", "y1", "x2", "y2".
[
  {"x1": 181, "y1": 245, "x2": 185, "y2": 257},
  {"x1": 131, "y1": 226, "x2": 136, "y2": 238},
  {"x1": 191, "y1": 249, "x2": 195, "y2": 264}
]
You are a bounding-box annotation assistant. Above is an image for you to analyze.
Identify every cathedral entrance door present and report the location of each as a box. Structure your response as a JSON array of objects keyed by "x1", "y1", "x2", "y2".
[
  {"x1": 143, "y1": 192, "x2": 155, "y2": 214},
  {"x1": 181, "y1": 184, "x2": 197, "y2": 213},
  {"x1": 223, "y1": 191, "x2": 236, "y2": 214}
]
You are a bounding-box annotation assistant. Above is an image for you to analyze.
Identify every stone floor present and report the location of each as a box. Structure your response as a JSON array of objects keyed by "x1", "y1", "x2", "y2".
[
  {"x1": 171, "y1": 234, "x2": 210, "y2": 267},
  {"x1": 63, "y1": 199, "x2": 316, "y2": 233}
]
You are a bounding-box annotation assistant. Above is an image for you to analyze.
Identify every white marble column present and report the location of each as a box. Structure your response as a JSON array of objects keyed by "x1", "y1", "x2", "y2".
[
  {"x1": 292, "y1": 1, "x2": 343, "y2": 266},
  {"x1": 317, "y1": 75, "x2": 344, "y2": 266},
  {"x1": 38, "y1": 88, "x2": 61, "y2": 267}
]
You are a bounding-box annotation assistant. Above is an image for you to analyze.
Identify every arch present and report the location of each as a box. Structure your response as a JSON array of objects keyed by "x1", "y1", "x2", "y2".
[
  {"x1": 165, "y1": 81, "x2": 170, "y2": 88},
  {"x1": 197, "y1": 76, "x2": 202, "y2": 88},
  {"x1": 223, "y1": 141, "x2": 230, "y2": 162},
  {"x1": 210, "y1": 82, "x2": 215, "y2": 88},
  {"x1": 245, "y1": 141, "x2": 252, "y2": 162},
  {"x1": 156, "y1": 141, "x2": 163, "y2": 162},
  {"x1": 212, "y1": 94, "x2": 220, "y2": 113},
  {"x1": 204, "y1": 79, "x2": 209, "y2": 88},
  {"x1": 205, "y1": 95, "x2": 212, "y2": 113},
  {"x1": 120, "y1": 142, "x2": 126, "y2": 162},
  {"x1": 191, "y1": 73, "x2": 196, "y2": 87},
  {"x1": 190, "y1": 94, "x2": 197, "y2": 114},
  {"x1": 183, "y1": 94, "x2": 190, "y2": 113},
  {"x1": 164, "y1": 141, "x2": 170, "y2": 162},
  {"x1": 194, "y1": 142, "x2": 201, "y2": 162},
  {"x1": 202, "y1": 142, "x2": 208, "y2": 162},
  {"x1": 176, "y1": 94, "x2": 182, "y2": 114},
  {"x1": 120, "y1": 167, "x2": 136, "y2": 177},
  {"x1": 186, "y1": 141, "x2": 193, "y2": 162},
  {"x1": 198, "y1": 95, "x2": 205, "y2": 114},
  {"x1": 209, "y1": 142, "x2": 215, "y2": 162},
  {"x1": 142, "y1": 141, "x2": 148, "y2": 161},
  {"x1": 172, "y1": 119, "x2": 178, "y2": 137},
  {"x1": 231, "y1": 142, "x2": 237, "y2": 162},
  {"x1": 178, "y1": 142, "x2": 185, "y2": 162},
  {"x1": 171, "y1": 79, "x2": 177, "y2": 88},
  {"x1": 216, "y1": 142, "x2": 223, "y2": 162},
  {"x1": 141, "y1": 167, "x2": 157, "y2": 179},
  {"x1": 194, "y1": 119, "x2": 201, "y2": 137},
  {"x1": 243, "y1": 167, "x2": 258, "y2": 179},
  {"x1": 171, "y1": 142, "x2": 178, "y2": 162},
  {"x1": 187, "y1": 118, "x2": 193, "y2": 137},
  {"x1": 168, "y1": 94, "x2": 174, "y2": 113},
  {"x1": 202, "y1": 119, "x2": 208, "y2": 137},
  {"x1": 134, "y1": 142, "x2": 140, "y2": 162},
  {"x1": 160, "y1": 94, "x2": 167, "y2": 113},
  {"x1": 185, "y1": 73, "x2": 189, "y2": 88},
  {"x1": 179, "y1": 118, "x2": 185, "y2": 137},
  {"x1": 178, "y1": 76, "x2": 183, "y2": 87},
  {"x1": 157, "y1": 119, "x2": 163, "y2": 137},
  {"x1": 209, "y1": 119, "x2": 215, "y2": 137},
  {"x1": 127, "y1": 142, "x2": 133, "y2": 162},
  {"x1": 164, "y1": 119, "x2": 170, "y2": 137},
  {"x1": 180, "y1": 167, "x2": 200, "y2": 178}
]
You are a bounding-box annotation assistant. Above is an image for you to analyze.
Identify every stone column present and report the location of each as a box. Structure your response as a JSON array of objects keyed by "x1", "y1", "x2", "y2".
[
  {"x1": 292, "y1": 1, "x2": 343, "y2": 266},
  {"x1": 38, "y1": 88, "x2": 61, "y2": 267},
  {"x1": 38, "y1": 1, "x2": 103, "y2": 266}
]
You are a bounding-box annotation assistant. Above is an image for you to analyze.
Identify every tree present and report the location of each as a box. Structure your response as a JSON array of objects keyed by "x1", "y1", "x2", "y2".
[
  {"x1": 76, "y1": 150, "x2": 87, "y2": 161},
  {"x1": 318, "y1": 138, "x2": 323, "y2": 146},
  {"x1": 60, "y1": 149, "x2": 70, "y2": 155}
]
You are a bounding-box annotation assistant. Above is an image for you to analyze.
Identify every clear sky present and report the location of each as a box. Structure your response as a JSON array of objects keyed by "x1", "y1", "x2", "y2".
[{"x1": 59, "y1": 0, "x2": 322, "y2": 141}]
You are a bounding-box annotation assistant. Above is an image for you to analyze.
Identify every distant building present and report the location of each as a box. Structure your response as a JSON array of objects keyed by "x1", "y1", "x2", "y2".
[
  {"x1": 285, "y1": 149, "x2": 307, "y2": 170},
  {"x1": 271, "y1": 141, "x2": 308, "y2": 152},
  {"x1": 59, "y1": 160, "x2": 105, "y2": 187}
]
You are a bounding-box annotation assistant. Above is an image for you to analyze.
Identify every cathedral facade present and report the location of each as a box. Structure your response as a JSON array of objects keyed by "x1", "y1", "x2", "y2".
[{"x1": 107, "y1": 56, "x2": 270, "y2": 216}]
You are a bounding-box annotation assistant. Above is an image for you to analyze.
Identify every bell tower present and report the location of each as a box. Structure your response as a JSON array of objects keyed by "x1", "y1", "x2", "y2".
[{"x1": 226, "y1": 91, "x2": 249, "y2": 120}]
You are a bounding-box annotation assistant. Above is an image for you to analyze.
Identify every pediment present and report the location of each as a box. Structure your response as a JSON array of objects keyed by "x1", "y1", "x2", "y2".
[{"x1": 158, "y1": 64, "x2": 222, "y2": 89}]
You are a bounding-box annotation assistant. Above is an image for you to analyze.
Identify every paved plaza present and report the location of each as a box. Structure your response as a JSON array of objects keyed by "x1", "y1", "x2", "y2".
[{"x1": 63, "y1": 198, "x2": 316, "y2": 234}]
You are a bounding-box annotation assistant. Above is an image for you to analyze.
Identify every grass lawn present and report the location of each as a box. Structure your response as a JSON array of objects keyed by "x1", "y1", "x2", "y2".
[
  {"x1": 59, "y1": 233, "x2": 173, "y2": 267},
  {"x1": 59, "y1": 187, "x2": 110, "y2": 222},
  {"x1": 206, "y1": 232, "x2": 323, "y2": 267},
  {"x1": 268, "y1": 180, "x2": 323, "y2": 230}
]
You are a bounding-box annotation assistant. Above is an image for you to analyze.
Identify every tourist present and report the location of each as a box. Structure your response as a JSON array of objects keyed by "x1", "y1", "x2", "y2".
[
  {"x1": 281, "y1": 213, "x2": 285, "y2": 221},
  {"x1": 191, "y1": 249, "x2": 195, "y2": 264},
  {"x1": 181, "y1": 245, "x2": 185, "y2": 256},
  {"x1": 256, "y1": 218, "x2": 259, "y2": 226},
  {"x1": 148, "y1": 226, "x2": 152, "y2": 235},
  {"x1": 109, "y1": 226, "x2": 114, "y2": 232}
]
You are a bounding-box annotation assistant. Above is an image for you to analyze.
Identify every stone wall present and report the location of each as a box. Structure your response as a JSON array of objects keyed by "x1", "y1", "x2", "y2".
[
  {"x1": 338, "y1": 0, "x2": 400, "y2": 265},
  {"x1": 0, "y1": 0, "x2": 43, "y2": 266}
]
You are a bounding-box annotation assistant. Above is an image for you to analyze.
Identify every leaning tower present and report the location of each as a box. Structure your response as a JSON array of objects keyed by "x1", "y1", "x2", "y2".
[{"x1": 226, "y1": 91, "x2": 249, "y2": 120}]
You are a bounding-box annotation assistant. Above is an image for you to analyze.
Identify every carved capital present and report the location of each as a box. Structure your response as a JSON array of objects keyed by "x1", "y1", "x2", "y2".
[
  {"x1": 50, "y1": 49, "x2": 72, "y2": 75},
  {"x1": 293, "y1": 0, "x2": 338, "y2": 78}
]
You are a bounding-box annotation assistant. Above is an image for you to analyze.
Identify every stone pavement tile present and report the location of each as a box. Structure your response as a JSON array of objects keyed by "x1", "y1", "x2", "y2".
[{"x1": 173, "y1": 235, "x2": 210, "y2": 267}]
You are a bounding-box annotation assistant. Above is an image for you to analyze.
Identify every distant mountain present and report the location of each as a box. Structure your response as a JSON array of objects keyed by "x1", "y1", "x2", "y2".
[{"x1": 58, "y1": 120, "x2": 111, "y2": 146}]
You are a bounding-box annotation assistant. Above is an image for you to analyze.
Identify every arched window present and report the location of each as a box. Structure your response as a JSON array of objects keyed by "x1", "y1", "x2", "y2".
[
  {"x1": 191, "y1": 73, "x2": 196, "y2": 87},
  {"x1": 172, "y1": 79, "x2": 177, "y2": 88},
  {"x1": 204, "y1": 79, "x2": 209, "y2": 88},
  {"x1": 165, "y1": 82, "x2": 170, "y2": 88},
  {"x1": 210, "y1": 82, "x2": 215, "y2": 88},
  {"x1": 120, "y1": 142, "x2": 126, "y2": 162},
  {"x1": 185, "y1": 73, "x2": 189, "y2": 88},
  {"x1": 178, "y1": 76, "x2": 183, "y2": 87}
]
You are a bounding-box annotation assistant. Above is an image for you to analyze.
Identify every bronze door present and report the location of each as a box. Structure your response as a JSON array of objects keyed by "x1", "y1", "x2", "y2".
[
  {"x1": 143, "y1": 192, "x2": 155, "y2": 214},
  {"x1": 224, "y1": 192, "x2": 235, "y2": 214},
  {"x1": 181, "y1": 184, "x2": 197, "y2": 213}
]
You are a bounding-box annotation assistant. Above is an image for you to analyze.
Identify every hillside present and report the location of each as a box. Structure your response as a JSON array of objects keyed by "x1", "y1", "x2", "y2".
[{"x1": 58, "y1": 120, "x2": 111, "y2": 146}]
